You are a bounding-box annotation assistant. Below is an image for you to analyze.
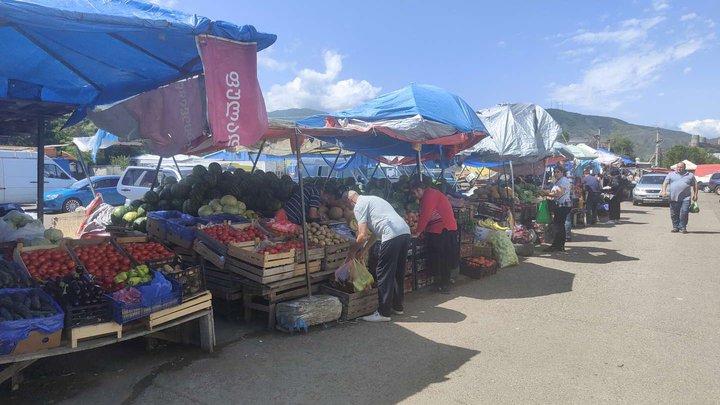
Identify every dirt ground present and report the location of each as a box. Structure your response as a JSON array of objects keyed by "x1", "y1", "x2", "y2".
[{"x1": 5, "y1": 193, "x2": 720, "y2": 404}]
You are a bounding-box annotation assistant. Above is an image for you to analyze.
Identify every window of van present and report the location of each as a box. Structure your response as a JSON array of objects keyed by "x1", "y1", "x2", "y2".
[
  {"x1": 44, "y1": 164, "x2": 70, "y2": 179},
  {"x1": 95, "y1": 178, "x2": 119, "y2": 188},
  {"x1": 121, "y1": 168, "x2": 158, "y2": 187}
]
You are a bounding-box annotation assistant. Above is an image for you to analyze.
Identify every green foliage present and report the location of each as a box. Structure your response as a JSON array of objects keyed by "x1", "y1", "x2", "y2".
[
  {"x1": 608, "y1": 133, "x2": 635, "y2": 158},
  {"x1": 110, "y1": 155, "x2": 130, "y2": 169},
  {"x1": 661, "y1": 145, "x2": 720, "y2": 168}
]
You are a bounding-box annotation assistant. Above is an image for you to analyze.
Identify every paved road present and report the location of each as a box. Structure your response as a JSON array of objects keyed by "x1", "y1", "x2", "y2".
[{"x1": 7, "y1": 193, "x2": 720, "y2": 404}]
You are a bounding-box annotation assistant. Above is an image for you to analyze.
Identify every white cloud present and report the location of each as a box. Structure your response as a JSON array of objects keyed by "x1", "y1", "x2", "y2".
[
  {"x1": 550, "y1": 39, "x2": 704, "y2": 111},
  {"x1": 257, "y1": 54, "x2": 295, "y2": 72},
  {"x1": 707, "y1": 19, "x2": 716, "y2": 28},
  {"x1": 264, "y1": 51, "x2": 381, "y2": 111},
  {"x1": 679, "y1": 119, "x2": 720, "y2": 137},
  {"x1": 496, "y1": 40, "x2": 506, "y2": 48},
  {"x1": 652, "y1": 0, "x2": 669, "y2": 11},
  {"x1": 683, "y1": 66, "x2": 692, "y2": 74},
  {"x1": 559, "y1": 47, "x2": 596, "y2": 59},
  {"x1": 570, "y1": 17, "x2": 664, "y2": 46},
  {"x1": 680, "y1": 13, "x2": 697, "y2": 22},
  {"x1": 148, "y1": 0, "x2": 178, "y2": 8},
  {"x1": 657, "y1": 92, "x2": 665, "y2": 96}
]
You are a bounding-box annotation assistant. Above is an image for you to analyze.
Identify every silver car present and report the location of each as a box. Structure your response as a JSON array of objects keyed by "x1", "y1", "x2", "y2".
[{"x1": 632, "y1": 173, "x2": 669, "y2": 205}]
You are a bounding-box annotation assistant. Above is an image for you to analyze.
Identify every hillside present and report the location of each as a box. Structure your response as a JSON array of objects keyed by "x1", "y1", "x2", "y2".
[
  {"x1": 546, "y1": 109, "x2": 691, "y2": 160},
  {"x1": 268, "y1": 108, "x2": 326, "y2": 122}
]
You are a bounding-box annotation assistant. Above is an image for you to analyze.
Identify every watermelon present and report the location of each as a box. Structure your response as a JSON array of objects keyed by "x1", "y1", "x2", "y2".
[
  {"x1": 171, "y1": 183, "x2": 191, "y2": 199},
  {"x1": 123, "y1": 211, "x2": 139, "y2": 224},
  {"x1": 157, "y1": 200, "x2": 172, "y2": 211},
  {"x1": 329, "y1": 207, "x2": 344, "y2": 220},
  {"x1": 183, "y1": 174, "x2": 198, "y2": 186},
  {"x1": 182, "y1": 200, "x2": 200, "y2": 216},
  {"x1": 137, "y1": 206, "x2": 146, "y2": 218},
  {"x1": 162, "y1": 176, "x2": 177, "y2": 186},
  {"x1": 129, "y1": 200, "x2": 143, "y2": 210},
  {"x1": 143, "y1": 190, "x2": 160, "y2": 204},
  {"x1": 111, "y1": 206, "x2": 128, "y2": 225},
  {"x1": 192, "y1": 165, "x2": 208, "y2": 177},
  {"x1": 203, "y1": 172, "x2": 218, "y2": 187},
  {"x1": 160, "y1": 186, "x2": 173, "y2": 201},
  {"x1": 133, "y1": 217, "x2": 147, "y2": 232},
  {"x1": 208, "y1": 162, "x2": 222, "y2": 175},
  {"x1": 171, "y1": 199, "x2": 184, "y2": 211}
]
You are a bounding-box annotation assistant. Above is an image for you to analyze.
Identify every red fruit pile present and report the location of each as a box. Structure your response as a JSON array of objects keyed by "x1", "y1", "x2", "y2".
[
  {"x1": 74, "y1": 243, "x2": 132, "y2": 292},
  {"x1": 203, "y1": 225, "x2": 266, "y2": 245},
  {"x1": 257, "y1": 240, "x2": 304, "y2": 255},
  {"x1": 123, "y1": 242, "x2": 174, "y2": 263},
  {"x1": 21, "y1": 248, "x2": 77, "y2": 281}
]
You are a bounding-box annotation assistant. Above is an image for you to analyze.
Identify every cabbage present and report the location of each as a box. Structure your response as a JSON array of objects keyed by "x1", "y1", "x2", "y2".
[
  {"x1": 198, "y1": 205, "x2": 214, "y2": 217},
  {"x1": 44, "y1": 228, "x2": 64, "y2": 243},
  {"x1": 220, "y1": 195, "x2": 238, "y2": 206},
  {"x1": 209, "y1": 199, "x2": 223, "y2": 212},
  {"x1": 3, "y1": 210, "x2": 34, "y2": 227},
  {"x1": 29, "y1": 237, "x2": 54, "y2": 246},
  {"x1": 236, "y1": 201, "x2": 246, "y2": 214}
]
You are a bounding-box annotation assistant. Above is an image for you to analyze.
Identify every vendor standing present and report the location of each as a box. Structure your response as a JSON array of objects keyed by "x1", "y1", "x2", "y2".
[
  {"x1": 409, "y1": 181, "x2": 458, "y2": 293},
  {"x1": 540, "y1": 166, "x2": 571, "y2": 252},
  {"x1": 280, "y1": 185, "x2": 337, "y2": 225},
  {"x1": 347, "y1": 190, "x2": 410, "y2": 322}
]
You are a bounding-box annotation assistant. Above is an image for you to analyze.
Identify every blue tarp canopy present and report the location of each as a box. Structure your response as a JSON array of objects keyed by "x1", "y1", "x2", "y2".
[
  {"x1": 0, "y1": 0, "x2": 276, "y2": 119},
  {"x1": 296, "y1": 84, "x2": 488, "y2": 161},
  {"x1": 595, "y1": 148, "x2": 634, "y2": 165}
]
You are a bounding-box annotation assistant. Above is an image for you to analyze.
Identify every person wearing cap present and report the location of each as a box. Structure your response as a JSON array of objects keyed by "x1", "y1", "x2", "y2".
[
  {"x1": 540, "y1": 165, "x2": 572, "y2": 252},
  {"x1": 346, "y1": 190, "x2": 410, "y2": 322},
  {"x1": 409, "y1": 180, "x2": 458, "y2": 293}
]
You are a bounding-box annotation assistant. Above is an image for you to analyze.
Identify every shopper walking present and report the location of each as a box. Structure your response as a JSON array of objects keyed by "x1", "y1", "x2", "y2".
[
  {"x1": 661, "y1": 162, "x2": 698, "y2": 233},
  {"x1": 582, "y1": 168, "x2": 602, "y2": 224},
  {"x1": 564, "y1": 172, "x2": 576, "y2": 241},
  {"x1": 409, "y1": 181, "x2": 458, "y2": 294},
  {"x1": 346, "y1": 190, "x2": 411, "y2": 322},
  {"x1": 606, "y1": 169, "x2": 624, "y2": 224},
  {"x1": 540, "y1": 166, "x2": 572, "y2": 252}
]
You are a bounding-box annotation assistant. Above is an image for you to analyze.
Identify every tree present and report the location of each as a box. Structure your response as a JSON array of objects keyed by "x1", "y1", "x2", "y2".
[
  {"x1": 561, "y1": 130, "x2": 571, "y2": 143},
  {"x1": 608, "y1": 133, "x2": 635, "y2": 158},
  {"x1": 661, "y1": 145, "x2": 720, "y2": 168}
]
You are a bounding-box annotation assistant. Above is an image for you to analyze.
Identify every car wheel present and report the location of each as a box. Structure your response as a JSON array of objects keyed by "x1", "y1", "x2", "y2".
[
  {"x1": 716, "y1": 187, "x2": 720, "y2": 196},
  {"x1": 702, "y1": 185, "x2": 711, "y2": 193},
  {"x1": 633, "y1": 200, "x2": 640, "y2": 206},
  {"x1": 62, "y1": 198, "x2": 82, "y2": 213}
]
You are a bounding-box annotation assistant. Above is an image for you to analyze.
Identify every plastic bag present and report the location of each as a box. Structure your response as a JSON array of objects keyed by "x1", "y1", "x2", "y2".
[
  {"x1": 536, "y1": 200, "x2": 551, "y2": 224},
  {"x1": 137, "y1": 271, "x2": 173, "y2": 306},
  {"x1": 487, "y1": 229, "x2": 519, "y2": 268},
  {"x1": 0, "y1": 288, "x2": 64, "y2": 355},
  {"x1": 350, "y1": 259, "x2": 374, "y2": 292},
  {"x1": 334, "y1": 260, "x2": 353, "y2": 283},
  {"x1": 690, "y1": 201, "x2": 700, "y2": 214}
]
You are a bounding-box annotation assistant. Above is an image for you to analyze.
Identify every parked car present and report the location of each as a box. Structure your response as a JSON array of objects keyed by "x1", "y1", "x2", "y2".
[
  {"x1": 0, "y1": 149, "x2": 77, "y2": 204},
  {"x1": 44, "y1": 176, "x2": 125, "y2": 213},
  {"x1": 117, "y1": 166, "x2": 194, "y2": 203},
  {"x1": 632, "y1": 173, "x2": 669, "y2": 205},
  {"x1": 708, "y1": 172, "x2": 720, "y2": 194}
]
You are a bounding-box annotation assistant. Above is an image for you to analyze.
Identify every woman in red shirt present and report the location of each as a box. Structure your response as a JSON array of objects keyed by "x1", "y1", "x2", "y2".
[{"x1": 409, "y1": 181, "x2": 458, "y2": 293}]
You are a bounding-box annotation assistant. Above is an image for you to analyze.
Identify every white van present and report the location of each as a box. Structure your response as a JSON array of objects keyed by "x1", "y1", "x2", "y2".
[
  {"x1": 117, "y1": 165, "x2": 194, "y2": 203},
  {"x1": 0, "y1": 150, "x2": 77, "y2": 204}
]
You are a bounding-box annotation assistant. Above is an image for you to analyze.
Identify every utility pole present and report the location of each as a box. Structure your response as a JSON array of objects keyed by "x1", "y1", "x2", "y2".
[{"x1": 654, "y1": 128, "x2": 662, "y2": 167}]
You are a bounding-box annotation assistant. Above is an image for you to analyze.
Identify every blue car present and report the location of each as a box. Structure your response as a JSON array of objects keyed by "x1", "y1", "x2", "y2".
[{"x1": 44, "y1": 176, "x2": 125, "y2": 213}]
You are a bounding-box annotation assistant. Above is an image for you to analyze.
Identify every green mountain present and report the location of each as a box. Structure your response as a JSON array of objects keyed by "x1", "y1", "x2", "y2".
[
  {"x1": 546, "y1": 109, "x2": 692, "y2": 160},
  {"x1": 268, "y1": 108, "x2": 326, "y2": 122}
]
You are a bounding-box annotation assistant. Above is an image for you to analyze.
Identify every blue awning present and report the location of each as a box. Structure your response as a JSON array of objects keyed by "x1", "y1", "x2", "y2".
[{"x1": 0, "y1": 0, "x2": 275, "y2": 115}]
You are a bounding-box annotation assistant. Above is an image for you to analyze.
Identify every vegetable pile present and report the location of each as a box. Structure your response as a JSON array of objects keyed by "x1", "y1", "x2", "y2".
[
  {"x1": 122, "y1": 242, "x2": 174, "y2": 263},
  {"x1": 73, "y1": 243, "x2": 132, "y2": 292},
  {"x1": 44, "y1": 273, "x2": 105, "y2": 307},
  {"x1": 162, "y1": 264, "x2": 203, "y2": 296},
  {"x1": 112, "y1": 264, "x2": 153, "y2": 287},
  {"x1": 202, "y1": 224, "x2": 266, "y2": 245},
  {"x1": 0, "y1": 260, "x2": 33, "y2": 288},
  {"x1": 300, "y1": 223, "x2": 347, "y2": 247},
  {"x1": 465, "y1": 256, "x2": 497, "y2": 268},
  {"x1": 21, "y1": 248, "x2": 77, "y2": 281},
  {"x1": 0, "y1": 290, "x2": 58, "y2": 321},
  {"x1": 511, "y1": 226, "x2": 534, "y2": 244},
  {"x1": 256, "y1": 240, "x2": 304, "y2": 255}
]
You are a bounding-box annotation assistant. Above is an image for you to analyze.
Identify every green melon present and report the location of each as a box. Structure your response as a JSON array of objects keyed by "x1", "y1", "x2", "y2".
[
  {"x1": 112, "y1": 206, "x2": 128, "y2": 225},
  {"x1": 192, "y1": 165, "x2": 208, "y2": 177},
  {"x1": 208, "y1": 162, "x2": 222, "y2": 175},
  {"x1": 143, "y1": 190, "x2": 159, "y2": 204},
  {"x1": 133, "y1": 217, "x2": 147, "y2": 232},
  {"x1": 123, "y1": 211, "x2": 139, "y2": 224}
]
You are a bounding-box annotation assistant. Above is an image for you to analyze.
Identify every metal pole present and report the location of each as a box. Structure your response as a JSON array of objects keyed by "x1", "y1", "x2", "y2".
[
  {"x1": 294, "y1": 129, "x2": 312, "y2": 297},
  {"x1": 172, "y1": 156, "x2": 183, "y2": 179},
  {"x1": 251, "y1": 139, "x2": 266, "y2": 173},
  {"x1": 416, "y1": 148, "x2": 422, "y2": 181},
  {"x1": 325, "y1": 148, "x2": 342, "y2": 180},
  {"x1": 150, "y1": 157, "x2": 163, "y2": 191},
  {"x1": 370, "y1": 162, "x2": 380, "y2": 178},
  {"x1": 73, "y1": 143, "x2": 95, "y2": 196},
  {"x1": 36, "y1": 120, "x2": 45, "y2": 223}
]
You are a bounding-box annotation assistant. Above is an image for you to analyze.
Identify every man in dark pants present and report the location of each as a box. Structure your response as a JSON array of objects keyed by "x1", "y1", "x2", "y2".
[
  {"x1": 347, "y1": 190, "x2": 411, "y2": 322},
  {"x1": 541, "y1": 166, "x2": 572, "y2": 252},
  {"x1": 582, "y1": 168, "x2": 602, "y2": 224}
]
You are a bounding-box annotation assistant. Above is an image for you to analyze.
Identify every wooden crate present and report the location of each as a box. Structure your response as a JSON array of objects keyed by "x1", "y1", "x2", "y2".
[
  {"x1": 13, "y1": 241, "x2": 71, "y2": 280},
  {"x1": 66, "y1": 237, "x2": 132, "y2": 272},
  {"x1": 296, "y1": 246, "x2": 325, "y2": 263},
  {"x1": 195, "y1": 223, "x2": 254, "y2": 256},
  {"x1": 320, "y1": 285, "x2": 378, "y2": 320},
  {"x1": 227, "y1": 246, "x2": 295, "y2": 268},
  {"x1": 322, "y1": 242, "x2": 351, "y2": 271},
  {"x1": 143, "y1": 291, "x2": 213, "y2": 331},
  {"x1": 68, "y1": 321, "x2": 122, "y2": 348},
  {"x1": 227, "y1": 257, "x2": 297, "y2": 285},
  {"x1": 293, "y1": 259, "x2": 322, "y2": 276},
  {"x1": 193, "y1": 240, "x2": 225, "y2": 269},
  {"x1": 115, "y1": 236, "x2": 178, "y2": 268}
]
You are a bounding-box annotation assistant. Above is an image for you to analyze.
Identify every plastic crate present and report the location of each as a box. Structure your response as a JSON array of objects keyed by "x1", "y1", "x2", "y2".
[
  {"x1": 108, "y1": 277, "x2": 182, "y2": 324},
  {"x1": 162, "y1": 265, "x2": 206, "y2": 299},
  {"x1": 206, "y1": 213, "x2": 250, "y2": 224},
  {"x1": 166, "y1": 216, "x2": 209, "y2": 249},
  {"x1": 460, "y1": 258, "x2": 498, "y2": 279},
  {"x1": 146, "y1": 210, "x2": 183, "y2": 240},
  {"x1": 65, "y1": 298, "x2": 113, "y2": 328}
]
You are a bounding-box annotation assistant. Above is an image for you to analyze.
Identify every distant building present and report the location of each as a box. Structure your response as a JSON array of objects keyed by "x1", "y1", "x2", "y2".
[{"x1": 689, "y1": 134, "x2": 720, "y2": 151}]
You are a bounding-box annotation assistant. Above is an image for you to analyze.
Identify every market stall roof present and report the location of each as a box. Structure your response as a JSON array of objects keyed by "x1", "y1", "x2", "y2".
[
  {"x1": 557, "y1": 143, "x2": 599, "y2": 160},
  {"x1": 0, "y1": 0, "x2": 276, "y2": 123},
  {"x1": 596, "y1": 148, "x2": 634, "y2": 165},
  {"x1": 295, "y1": 84, "x2": 488, "y2": 161},
  {"x1": 463, "y1": 103, "x2": 562, "y2": 164}
]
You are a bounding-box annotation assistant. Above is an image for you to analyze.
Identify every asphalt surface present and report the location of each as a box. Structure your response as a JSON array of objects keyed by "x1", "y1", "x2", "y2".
[{"x1": 6, "y1": 193, "x2": 720, "y2": 404}]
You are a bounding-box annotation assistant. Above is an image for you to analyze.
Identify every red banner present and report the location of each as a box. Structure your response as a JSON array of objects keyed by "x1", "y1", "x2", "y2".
[{"x1": 197, "y1": 35, "x2": 268, "y2": 148}]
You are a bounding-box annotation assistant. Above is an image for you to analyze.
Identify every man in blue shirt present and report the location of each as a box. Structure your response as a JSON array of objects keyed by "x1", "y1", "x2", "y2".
[
  {"x1": 661, "y1": 162, "x2": 698, "y2": 233},
  {"x1": 582, "y1": 168, "x2": 602, "y2": 225}
]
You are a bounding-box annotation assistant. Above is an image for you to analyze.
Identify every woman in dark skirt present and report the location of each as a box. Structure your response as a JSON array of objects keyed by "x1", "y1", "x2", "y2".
[{"x1": 409, "y1": 181, "x2": 458, "y2": 293}]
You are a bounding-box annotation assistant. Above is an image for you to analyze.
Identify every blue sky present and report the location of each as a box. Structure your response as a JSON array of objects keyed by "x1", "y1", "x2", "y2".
[{"x1": 160, "y1": 0, "x2": 719, "y2": 137}]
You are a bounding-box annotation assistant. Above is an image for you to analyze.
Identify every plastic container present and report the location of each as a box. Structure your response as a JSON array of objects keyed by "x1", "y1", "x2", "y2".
[
  {"x1": 108, "y1": 276, "x2": 182, "y2": 324},
  {"x1": 146, "y1": 210, "x2": 183, "y2": 240}
]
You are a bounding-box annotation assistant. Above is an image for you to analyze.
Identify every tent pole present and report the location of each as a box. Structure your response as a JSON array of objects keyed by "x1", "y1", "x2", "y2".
[
  {"x1": 325, "y1": 148, "x2": 342, "y2": 181},
  {"x1": 150, "y1": 157, "x2": 163, "y2": 191},
  {"x1": 509, "y1": 159, "x2": 515, "y2": 217},
  {"x1": 294, "y1": 129, "x2": 312, "y2": 297},
  {"x1": 172, "y1": 156, "x2": 183, "y2": 179},
  {"x1": 541, "y1": 158, "x2": 548, "y2": 189},
  {"x1": 251, "y1": 140, "x2": 266, "y2": 174},
  {"x1": 417, "y1": 149, "x2": 422, "y2": 181},
  {"x1": 370, "y1": 162, "x2": 380, "y2": 178},
  {"x1": 36, "y1": 119, "x2": 45, "y2": 224},
  {"x1": 74, "y1": 143, "x2": 95, "y2": 196}
]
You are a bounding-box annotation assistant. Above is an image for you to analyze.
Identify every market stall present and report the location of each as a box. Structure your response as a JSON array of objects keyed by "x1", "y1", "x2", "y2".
[{"x1": 0, "y1": 0, "x2": 275, "y2": 388}]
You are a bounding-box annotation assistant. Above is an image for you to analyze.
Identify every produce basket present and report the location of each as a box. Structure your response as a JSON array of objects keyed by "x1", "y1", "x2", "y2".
[
  {"x1": 166, "y1": 216, "x2": 210, "y2": 249},
  {"x1": 322, "y1": 242, "x2": 352, "y2": 271},
  {"x1": 64, "y1": 299, "x2": 113, "y2": 328},
  {"x1": 146, "y1": 210, "x2": 183, "y2": 240},
  {"x1": 161, "y1": 264, "x2": 206, "y2": 299},
  {"x1": 13, "y1": 241, "x2": 77, "y2": 282},
  {"x1": 320, "y1": 284, "x2": 378, "y2": 320},
  {"x1": 115, "y1": 238, "x2": 178, "y2": 268},
  {"x1": 0, "y1": 288, "x2": 65, "y2": 355},
  {"x1": 108, "y1": 277, "x2": 182, "y2": 324},
  {"x1": 460, "y1": 257, "x2": 498, "y2": 279}
]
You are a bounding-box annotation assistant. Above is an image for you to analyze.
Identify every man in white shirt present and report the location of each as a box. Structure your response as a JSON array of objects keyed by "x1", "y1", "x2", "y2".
[{"x1": 347, "y1": 190, "x2": 410, "y2": 322}]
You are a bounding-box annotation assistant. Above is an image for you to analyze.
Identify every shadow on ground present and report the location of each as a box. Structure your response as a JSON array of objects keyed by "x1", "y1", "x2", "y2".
[
  {"x1": 537, "y1": 246, "x2": 639, "y2": 265},
  {"x1": 567, "y1": 233, "x2": 610, "y2": 243}
]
